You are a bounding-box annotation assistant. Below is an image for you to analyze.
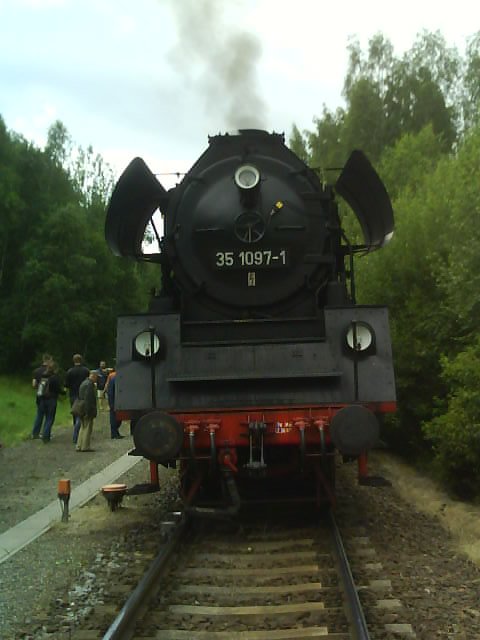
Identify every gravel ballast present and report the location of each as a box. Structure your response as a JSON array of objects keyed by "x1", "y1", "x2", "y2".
[{"x1": 1, "y1": 417, "x2": 480, "y2": 639}]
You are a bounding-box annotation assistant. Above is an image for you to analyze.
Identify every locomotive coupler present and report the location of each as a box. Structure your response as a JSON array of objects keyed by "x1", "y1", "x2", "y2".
[
  {"x1": 245, "y1": 421, "x2": 267, "y2": 472},
  {"x1": 219, "y1": 448, "x2": 238, "y2": 473},
  {"x1": 186, "y1": 467, "x2": 241, "y2": 520}
]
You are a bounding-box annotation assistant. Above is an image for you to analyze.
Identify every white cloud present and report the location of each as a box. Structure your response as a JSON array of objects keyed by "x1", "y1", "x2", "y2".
[
  {"x1": 3, "y1": 0, "x2": 66, "y2": 7},
  {"x1": 0, "y1": 0, "x2": 478, "y2": 175}
]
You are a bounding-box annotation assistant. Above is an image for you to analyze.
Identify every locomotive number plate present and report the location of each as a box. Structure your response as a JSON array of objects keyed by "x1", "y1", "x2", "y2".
[{"x1": 215, "y1": 249, "x2": 288, "y2": 268}]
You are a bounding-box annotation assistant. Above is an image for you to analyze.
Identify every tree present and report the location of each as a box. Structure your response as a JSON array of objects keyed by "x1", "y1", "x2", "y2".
[
  {"x1": 355, "y1": 125, "x2": 449, "y2": 452},
  {"x1": 341, "y1": 77, "x2": 386, "y2": 163},
  {"x1": 295, "y1": 31, "x2": 462, "y2": 170},
  {"x1": 345, "y1": 31, "x2": 459, "y2": 150},
  {"x1": 45, "y1": 120, "x2": 72, "y2": 168},
  {"x1": 0, "y1": 116, "x2": 157, "y2": 372},
  {"x1": 302, "y1": 107, "x2": 346, "y2": 172},
  {"x1": 463, "y1": 32, "x2": 480, "y2": 131},
  {"x1": 289, "y1": 124, "x2": 309, "y2": 163},
  {"x1": 423, "y1": 340, "x2": 480, "y2": 496},
  {"x1": 428, "y1": 126, "x2": 480, "y2": 342},
  {"x1": 0, "y1": 117, "x2": 23, "y2": 291},
  {"x1": 287, "y1": 31, "x2": 480, "y2": 489}
]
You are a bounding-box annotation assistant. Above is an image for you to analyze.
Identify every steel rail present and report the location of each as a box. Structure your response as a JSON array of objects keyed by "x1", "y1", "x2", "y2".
[
  {"x1": 328, "y1": 509, "x2": 370, "y2": 640},
  {"x1": 103, "y1": 513, "x2": 189, "y2": 640}
]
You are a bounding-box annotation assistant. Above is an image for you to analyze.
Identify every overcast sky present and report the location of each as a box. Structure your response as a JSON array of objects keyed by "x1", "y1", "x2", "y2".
[{"x1": 0, "y1": 0, "x2": 478, "y2": 187}]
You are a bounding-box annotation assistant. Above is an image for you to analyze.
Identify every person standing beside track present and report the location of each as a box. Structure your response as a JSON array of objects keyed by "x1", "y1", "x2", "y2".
[
  {"x1": 94, "y1": 360, "x2": 108, "y2": 411},
  {"x1": 76, "y1": 370, "x2": 98, "y2": 452},
  {"x1": 104, "y1": 368, "x2": 124, "y2": 439},
  {"x1": 65, "y1": 354, "x2": 89, "y2": 444},
  {"x1": 31, "y1": 353, "x2": 53, "y2": 440}
]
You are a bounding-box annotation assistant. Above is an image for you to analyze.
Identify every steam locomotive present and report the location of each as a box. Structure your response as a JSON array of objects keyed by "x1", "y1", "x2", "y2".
[{"x1": 105, "y1": 129, "x2": 395, "y2": 515}]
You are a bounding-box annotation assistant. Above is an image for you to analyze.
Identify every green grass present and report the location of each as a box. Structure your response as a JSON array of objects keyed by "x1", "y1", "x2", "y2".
[{"x1": 0, "y1": 376, "x2": 73, "y2": 446}]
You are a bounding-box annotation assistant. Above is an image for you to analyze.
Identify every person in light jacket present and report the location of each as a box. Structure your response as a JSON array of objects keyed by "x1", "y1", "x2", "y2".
[
  {"x1": 76, "y1": 371, "x2": 98, "y2": 452},
  {"x1": 65, "y1": 353, "x2": 89, "y2": 444}
]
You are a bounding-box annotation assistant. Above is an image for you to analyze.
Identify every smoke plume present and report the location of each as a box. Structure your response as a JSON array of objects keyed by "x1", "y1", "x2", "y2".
[{"x1": 166, "y1": 0, "x2": 268, "y2": 130}]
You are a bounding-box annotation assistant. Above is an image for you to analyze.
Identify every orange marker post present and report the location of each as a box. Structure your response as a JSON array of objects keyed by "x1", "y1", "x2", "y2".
[{"x1": 58, "y1": 479, "x2": 71, "y2": 523}]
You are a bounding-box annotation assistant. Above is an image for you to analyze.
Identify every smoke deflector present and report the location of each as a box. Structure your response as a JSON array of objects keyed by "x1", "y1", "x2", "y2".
[
  {"x1": 105, "y1": 157, "x2": 168, "y2": 257},
  {"x1": 335, "y1": 150, "x2": 394, "y2": 250}
]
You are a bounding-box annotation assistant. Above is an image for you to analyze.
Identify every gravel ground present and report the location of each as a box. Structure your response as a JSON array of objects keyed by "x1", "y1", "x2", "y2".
[
  {"x1": 336, "y1": 452, "x2": 480, "y2": 639},
  {"x1": 0, "y1": 412, "x2": 180, "y2": 638},
  {"x1": 0, "y1": 411, "x2": 136, "y2": 533},
  {"x1": 1, "y1": 422, "x2": 480, "y2": 639}
]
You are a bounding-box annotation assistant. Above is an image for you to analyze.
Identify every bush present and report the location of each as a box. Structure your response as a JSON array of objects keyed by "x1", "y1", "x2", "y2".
[{"x1": 422, "y1": 342, "x2": 480, "y2": 497}]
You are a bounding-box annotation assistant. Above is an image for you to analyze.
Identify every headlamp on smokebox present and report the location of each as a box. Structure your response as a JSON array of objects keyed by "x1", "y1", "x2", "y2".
[
  {"x1": 345, "y1": 321, "x2": 375, "y2": 355},
  {"x1": 133, "y1": 329, "x2": 162, "y2": 360},
  {"x1": 234, "y1": 164, "x2": 260, "y2": 190}
]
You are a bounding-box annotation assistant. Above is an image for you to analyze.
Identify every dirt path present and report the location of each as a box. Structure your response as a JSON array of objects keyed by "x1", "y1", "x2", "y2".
[{"x1": 370, "y1": 450, "x2": 480, "y2": 566}]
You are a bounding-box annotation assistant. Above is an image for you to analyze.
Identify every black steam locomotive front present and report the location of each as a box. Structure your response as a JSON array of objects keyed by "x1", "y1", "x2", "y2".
[
  {"x1": 163, "y1": 130, "x2": 339, "y2": 318},
  {"x1": 105, "y1": 129, "x2": 395, "y2": 469}
]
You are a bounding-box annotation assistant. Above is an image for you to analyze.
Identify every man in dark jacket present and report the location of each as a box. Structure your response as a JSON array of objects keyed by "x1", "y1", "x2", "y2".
[
  {"x1": 76, "y1": 371, "x2": 98, "y2": 452},
  {"x1": 105, "y1": 370, "x2": 124, "y2": 439},
  {"x1": 94, "y1": 360, "x2": 108, "y2": 411},
  {"x1": 65, "y1": 354, "x2": 89, "y2": 444},
  {"x1": 31, "y1": 358, "x2": 64, "y2": 442}
]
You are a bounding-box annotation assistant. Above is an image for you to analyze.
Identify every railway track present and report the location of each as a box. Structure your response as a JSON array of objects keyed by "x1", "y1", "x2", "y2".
[{"x1": 70, "y1": 505, "x2": 405, "y2": 640}]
